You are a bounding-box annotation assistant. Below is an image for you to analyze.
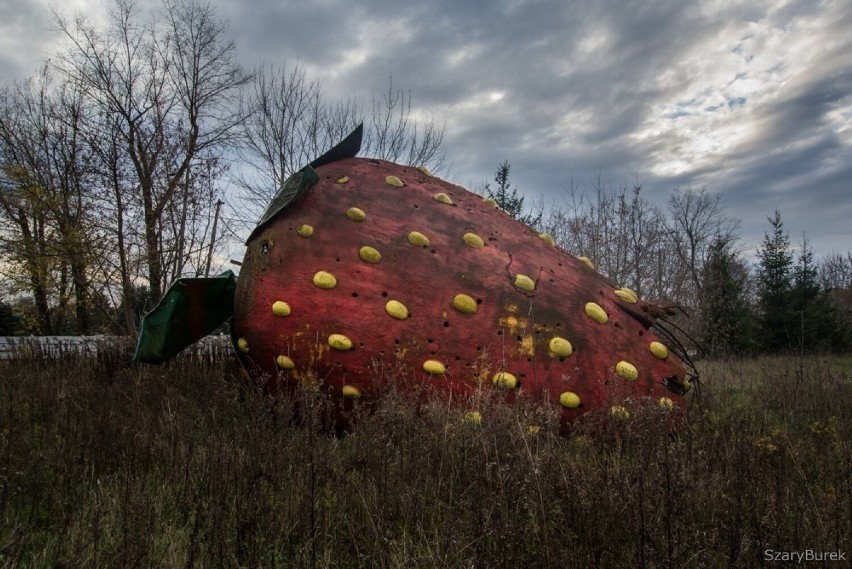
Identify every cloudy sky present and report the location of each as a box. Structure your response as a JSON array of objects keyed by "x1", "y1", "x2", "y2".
[{"x1": 2, "y1": 0, "x2": 850, "y2": 258}]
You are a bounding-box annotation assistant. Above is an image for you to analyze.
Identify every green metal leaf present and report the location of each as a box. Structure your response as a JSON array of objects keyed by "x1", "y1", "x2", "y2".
[
  {"x1": 246, "y1": 123, "x2": 363, "y2": 244},
  {"x1": 133, "y1": 270, "x2": 237, "y2": 364}
]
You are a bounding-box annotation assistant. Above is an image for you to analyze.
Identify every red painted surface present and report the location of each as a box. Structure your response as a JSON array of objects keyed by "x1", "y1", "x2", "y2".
[{"x1": 232, "y1": 158, "x2": 689, "y2": 427}]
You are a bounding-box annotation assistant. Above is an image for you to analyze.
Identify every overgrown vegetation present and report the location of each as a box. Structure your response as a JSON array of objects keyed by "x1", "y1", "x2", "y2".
[{"x1": 1, "y1": 351, "x2": 848, "y2": 567}]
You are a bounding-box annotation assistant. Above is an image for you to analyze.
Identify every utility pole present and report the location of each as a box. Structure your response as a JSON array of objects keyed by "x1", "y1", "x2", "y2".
[{"x1": 205, "y1": 199, "x2": 223, "y2": 277}]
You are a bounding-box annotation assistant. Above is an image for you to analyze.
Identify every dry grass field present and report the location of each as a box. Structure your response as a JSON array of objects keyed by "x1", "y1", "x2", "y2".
[{"x1": 1, "y1": 350, "x2": 849, "y2": 567}]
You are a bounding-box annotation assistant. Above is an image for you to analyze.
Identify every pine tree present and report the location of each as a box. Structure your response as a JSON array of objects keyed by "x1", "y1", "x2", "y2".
[
  {"x1": 790, "y1": 238, "x2": 820, "y2": 351},
  {"x1": 485, "y1": 160, "x2": 541, "y2": 227},
  {"x1": 700, "y1": 235, "x2": 752, "y2": 355},
  {"x1": 0, "y1": 301, "x2": 21, "y2": 335},
  {"x1": 756, "y1": 210, "x2": 795, "y2": 352},
  {"x1": 792, "y1": 239, "x2": 852, "y2": 352}
]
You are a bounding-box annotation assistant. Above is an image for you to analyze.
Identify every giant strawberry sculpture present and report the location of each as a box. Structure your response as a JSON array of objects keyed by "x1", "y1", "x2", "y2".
[{"x1": 135, "y1": 125, "x2": 692, "y2": 428}]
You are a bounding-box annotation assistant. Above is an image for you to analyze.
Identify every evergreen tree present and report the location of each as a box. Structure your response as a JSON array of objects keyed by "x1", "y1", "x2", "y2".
[
  {"x1": 485, "y1": 160, "x2": 541, "y2": 226},
  {"x1": 790, "y1": 238, "x2": 821, "y2": 351},
  {"x1": 756, "y1": 210, "x2": 795, "y2": 352},
  {"x1": 0, "y1": 300, "x2": 21, "y2": 335},
  {"x1": 792, "y1": 239, "x2": 852, "y2": 352},
  {"x1": 700, "y1": 235, "x2": 752, "y2": 355}
]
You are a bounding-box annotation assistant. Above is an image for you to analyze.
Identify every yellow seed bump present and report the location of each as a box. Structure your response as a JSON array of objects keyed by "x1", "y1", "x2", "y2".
[
  {"x1": 417, "y1": 165, "x2": 432, "y2": 176},
  {"x1": 385, "y1": 175, "x2": 404, "y2": 187},
  {"x1": 493, "y1": 371, "x2": 518, "y2": 389},
  {"x1": 463, "y1": 232, "x2": 485, "y2": 248},
  {"x1": 578, "y1": 256, "x2": 595, "y2": 270},
  {"x1": 584, "y1": 302, "x2": 608, "y2": 324},
  {"x1": 359, "y1": 246, "x2": 382, "y2": 264},
  {"x1": 408, "y1": 231, "x2": 431, "y2": 247},
  {"x1": 297, "y1": 224, "x2": 314, "y2": 238},
  {"x1": 336, "y1": 176, "x2": 349, "y2": 184},
  {"x1": 328, "y1": 334, "x2": 353, "y2": 351},
  {"x1": 649, "y1": 341, "x2": 668, "y2": 360},
  {"x1": 452, "y1": 293, "x2": 478, "y2": 315},
  {"x1": 483, "y1": 197, "x2": 498, "y2": 208},
  {"x1": 237, "y1": 337, "x2": 249, "y2": 353},
  {"x1": 423, "y1": 359, "x2": 446, "y2": 375},
  {"x1": 615, "y1": 360, "x2": 638, "y2": 381},
  {"x1": 538, "y1": 233, "x2": 556, "y2": 246},
  {"x1": 465, "y1": 411, "x2": 482, "y2": 425},
  {"x1": 346, "y1": 207, "x2": 366, "y2": 221},
  {"x1": 342, "y1": 385, "x2": 361, "y2": 399},
  {"x1": 610, "y1": 405, "x2": 631, "y2": 421},
  {"x1": 549, "y1": 337, "x2": 573, "y2": 357},
  {"x1": 559, "y1": 391, "x2": 581, "y2": 409},
  {"x1": 276, "y1": 355, "x2": 295, "y2": 369},
  {"x1": 272, "y1": 301, "x2": 291, "y2": 317},
  {"x1": 313, "y1": 271, "x2": 337, "y2": 289},
  {"x1": 433, "y1": 192, "x2": 453, "y2": 205},
  {"x1": 385, "y1": 300, "x2": 409, "y2": 320},
  {"x1": 659, "y1": 397, "x2": 674, "y2": 410},
  {"x1": 513, "y1": 274, "x2": 536, "y2": 292},
  {"x1": 614, "y1": 288, "x2": 638, "y2": 303}
]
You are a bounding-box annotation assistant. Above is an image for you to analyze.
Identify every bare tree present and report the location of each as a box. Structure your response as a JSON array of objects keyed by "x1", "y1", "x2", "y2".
[
  {"x1": 820, "y1": 251, "x2": 852, "y2": 325},
  {"x1": 819, "y1": 251, "x2": 852, "y2": 290},
  {"x1": 362, "y1": 78, "x2": 446, "y2": 173},
  {"x1": 233, "y1": 61, "x2": 360, "y2": 226},
  {"x1": 232, "y1": 71, "x2": 446, "y2": 234},
  {"x1": 666, "y1": 187, "x2": 739, "y2": 305},
  {"x1": 0, "y1": 68, "x2": 98, "y2": 333},
  {"x1": 541, "y1": 176, "x2": 667, "y2": 296},
  {"x1": 53, "y1": 0, "x2": 250, "y2": 302}
]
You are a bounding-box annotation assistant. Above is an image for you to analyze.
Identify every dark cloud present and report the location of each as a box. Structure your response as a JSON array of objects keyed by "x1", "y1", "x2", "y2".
[{"x1": 2, "y1": 0, "x2": 850, "y2": 258}]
